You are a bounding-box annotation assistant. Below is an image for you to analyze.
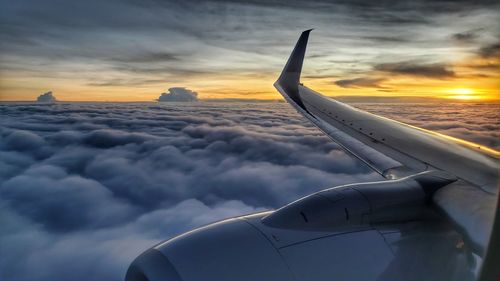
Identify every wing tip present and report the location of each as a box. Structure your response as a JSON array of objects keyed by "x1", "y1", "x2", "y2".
[{"x1": 275, "y1": 29, "x2": 313, "y2": 109}]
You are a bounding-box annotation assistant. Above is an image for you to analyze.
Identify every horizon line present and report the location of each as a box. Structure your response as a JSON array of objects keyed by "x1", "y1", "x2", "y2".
[{"x1": 1, "y1": 95, "x2": 499, "y2": 103}]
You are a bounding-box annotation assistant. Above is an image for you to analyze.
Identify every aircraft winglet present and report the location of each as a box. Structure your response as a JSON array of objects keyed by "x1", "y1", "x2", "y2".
[{"x1": 274, "y1": 29, "x2": 313, "y2": 109}]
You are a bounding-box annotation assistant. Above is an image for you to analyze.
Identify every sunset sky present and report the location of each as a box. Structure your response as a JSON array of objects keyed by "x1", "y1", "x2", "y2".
[{"x1": 1, "y1": 0, "x2": 499, "y2": 101}]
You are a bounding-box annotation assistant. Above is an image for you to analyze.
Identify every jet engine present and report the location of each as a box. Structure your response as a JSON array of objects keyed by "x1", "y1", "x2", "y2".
[{"x1": 126, "y1": 171, "x2": 479, "y2": 281}]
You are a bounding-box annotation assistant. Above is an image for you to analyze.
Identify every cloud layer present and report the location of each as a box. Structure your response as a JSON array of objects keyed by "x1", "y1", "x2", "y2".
[{"x1": 0, "y1": 101, "x2": 498, "y2": 281}]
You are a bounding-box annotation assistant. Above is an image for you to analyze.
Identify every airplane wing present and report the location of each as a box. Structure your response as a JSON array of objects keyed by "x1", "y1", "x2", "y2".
[
  {"x1": 274, "y1": 29, "x2": 499, "y2": 254},
  {"x1": 125, "y1": 30, "x2": 499, "y2": 281},
  {"x1": 275, "y1": 30, "x2": 498, "y2": 190}
]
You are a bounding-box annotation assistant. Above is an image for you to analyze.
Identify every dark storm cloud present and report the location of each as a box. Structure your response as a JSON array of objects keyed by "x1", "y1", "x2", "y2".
[
  {"x1": 478, "y1": 42, "x2": 500, "y2": 58},
  {"x1": 1, "y1": 102, "x2": 498, "y2": 281},
  {"x1": 451, "y1": 31, "x2": 479, "y2": 43},
  {"x1": 334, "y1": 77, "x2": 387, "y2": 88},
  {"x1": 374, "y1": 62, "x2": 456, "y2": 79}
]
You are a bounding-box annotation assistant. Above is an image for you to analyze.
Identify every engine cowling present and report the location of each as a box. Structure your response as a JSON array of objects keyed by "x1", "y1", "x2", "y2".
[{"x1": 126, "y1": 171, "x2": 478, "y2": 281}]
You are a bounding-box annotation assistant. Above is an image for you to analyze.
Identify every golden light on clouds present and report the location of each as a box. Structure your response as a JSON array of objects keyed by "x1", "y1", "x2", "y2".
[{"x1": 449, "y1": 95, "x2": 480, "y2": 100}]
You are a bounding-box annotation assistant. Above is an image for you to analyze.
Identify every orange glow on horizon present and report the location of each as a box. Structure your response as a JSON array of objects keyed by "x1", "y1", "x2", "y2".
[
  {"x1": 1, "y1": 57, "x2": 499, "y2": 102},
  {"x1": 1, "y1": 74, "x2": 499, "y2": 102}
]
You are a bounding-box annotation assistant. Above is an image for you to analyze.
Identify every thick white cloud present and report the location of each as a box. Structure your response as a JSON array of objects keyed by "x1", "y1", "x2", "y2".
[
  {"x1": 36, "y1": 91, "x2": 57, "y2": 102},
  {"x1": 0, "y1": 101, "x2": 497, "y2": 281},
  {"x1": 158, "y1": 87, "x2": 198, "y2": 102}
]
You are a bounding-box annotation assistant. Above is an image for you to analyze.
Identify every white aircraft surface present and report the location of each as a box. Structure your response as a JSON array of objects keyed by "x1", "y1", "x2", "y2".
[{"x1": 125, "y1": 30, "x2": 500, "y2": 281}]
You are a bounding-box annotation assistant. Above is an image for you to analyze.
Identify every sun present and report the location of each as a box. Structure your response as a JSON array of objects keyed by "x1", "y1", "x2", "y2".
[
  {"x1": 450, "y1": 88, "x2": 473, "y2": 95},
  {"x1": 445, "y1": 88, "x2": 481, "y2": 100}
]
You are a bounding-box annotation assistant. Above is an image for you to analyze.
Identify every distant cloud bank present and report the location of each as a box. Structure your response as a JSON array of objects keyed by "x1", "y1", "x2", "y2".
[
  {"x1": 37, "y1": 91, "x2": 57, "y2": 102},
  {"x1": 158, "y1": 87, "x2": 198, "y2": 102}
]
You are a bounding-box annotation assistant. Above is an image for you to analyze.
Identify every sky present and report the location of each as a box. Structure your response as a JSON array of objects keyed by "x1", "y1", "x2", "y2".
[
  {"x1": 1, "y1": 101, "x2": 498, "y2": 281},
  {"x1": 0, "y1": 0, "x2": 499, "y2": 101}
]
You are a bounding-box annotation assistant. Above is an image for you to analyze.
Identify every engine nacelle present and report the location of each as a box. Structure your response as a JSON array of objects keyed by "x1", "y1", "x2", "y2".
[{"x1": 126, "y1": 171, "x2": 478, "y2": 281}]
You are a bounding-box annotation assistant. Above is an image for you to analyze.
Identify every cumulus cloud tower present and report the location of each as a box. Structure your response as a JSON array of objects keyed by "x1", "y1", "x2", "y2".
[
  {"x1": 158, "y1": 87, "x2": 198, "y2": 102},
  {"x1": 37, "y1": 91, "x2": 57, "y2": 103}
]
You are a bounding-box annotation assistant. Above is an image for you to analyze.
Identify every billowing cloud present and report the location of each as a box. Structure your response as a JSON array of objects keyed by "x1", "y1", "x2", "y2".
[
  {"x1": 37, "y1": 91, "x2": 57, "y2": 102},
  {"x1": 334, "y1": 77, "x2": 387, "y2": 88},
  {"x1": 0, "y1": 101, "x2": 498, "y2": 281},
  {"x1": 0, "y1": 102, "x2": 377, "y2": 281},
  {"x1": 158, "y1": 87, "x2": 198, "y2": 102},
  {"x1": 374, "y1": 62, "x2": 456, "y2": 79}
]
